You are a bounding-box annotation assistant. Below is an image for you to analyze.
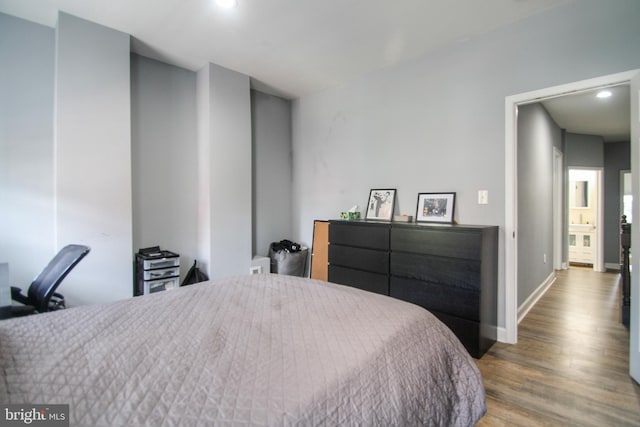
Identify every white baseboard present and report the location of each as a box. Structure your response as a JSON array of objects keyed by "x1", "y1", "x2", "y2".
[
  {"x1": 497, "y1": 327, "x2": 508, "y2": 343},
  {"x1": 495, "y1": 272, "x2": 556, "y2": 345},
  {"x1": 517, "y1": 271, "x2": 556, "y2": 324}
]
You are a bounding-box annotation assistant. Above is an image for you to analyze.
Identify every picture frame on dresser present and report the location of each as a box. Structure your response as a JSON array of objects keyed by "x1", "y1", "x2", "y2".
[
  {"x1": 365, "y1": 189, "x2": 396, "y2": 221},
  {"x1": 416, "y1": 192, "x2": 455, "y2": 223}
]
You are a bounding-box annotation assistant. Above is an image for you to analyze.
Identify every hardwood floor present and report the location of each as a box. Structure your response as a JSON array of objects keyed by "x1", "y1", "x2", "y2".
[{"x1": 475, "y1": 267, "x2": 640, "y2": 426}]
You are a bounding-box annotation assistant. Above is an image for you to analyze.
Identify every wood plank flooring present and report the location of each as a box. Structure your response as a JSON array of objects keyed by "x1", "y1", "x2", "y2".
[{"x1": 475, "y1": 268, "x2": 640, "y2": 426}]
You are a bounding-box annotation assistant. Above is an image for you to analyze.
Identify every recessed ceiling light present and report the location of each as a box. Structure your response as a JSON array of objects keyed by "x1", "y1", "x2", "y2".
[
  {"x1": 216, "y1": 0, "x2": 237, "y2": 9},
  {"x1": 596, "y1": 90, "x2": 612, "y2": 98}
]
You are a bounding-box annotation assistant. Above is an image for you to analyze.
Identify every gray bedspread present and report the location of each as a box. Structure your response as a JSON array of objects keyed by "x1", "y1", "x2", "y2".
[{"x1": 1, "y1": 274, "x2": 485, "y2": 426}]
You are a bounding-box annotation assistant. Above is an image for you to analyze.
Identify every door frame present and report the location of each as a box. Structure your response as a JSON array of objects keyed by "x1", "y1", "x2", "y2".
[
  {"x1": 567, "y1": 167, "x2": 605, "y2": 272},
  {"x1": 504, "y1": 69, "x2": 638, "y2": 344},
  {"x1": 620, "y1": 169, "x2": 631, "y2": 228},
  {"x1": 553, "y1": 147, "x2": 565, "y2": 270}
]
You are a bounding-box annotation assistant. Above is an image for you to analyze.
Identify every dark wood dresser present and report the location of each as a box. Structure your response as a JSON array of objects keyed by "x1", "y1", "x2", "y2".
[{"x1": 327, "y1": 220, "x2": 498, "y2": 358}]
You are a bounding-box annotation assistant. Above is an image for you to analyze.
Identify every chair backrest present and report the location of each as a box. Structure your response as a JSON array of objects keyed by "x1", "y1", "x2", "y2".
[{"x1": 27, "y1": 244, "x2": 90, "y2": 312}]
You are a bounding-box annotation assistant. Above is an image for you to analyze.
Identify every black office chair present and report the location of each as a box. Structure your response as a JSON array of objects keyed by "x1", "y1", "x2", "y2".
[{"x1": 10, "y1": 244, "x2": 90, "y2": 316}]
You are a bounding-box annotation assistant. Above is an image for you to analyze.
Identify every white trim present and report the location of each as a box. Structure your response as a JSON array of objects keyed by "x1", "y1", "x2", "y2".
[
  {"x1": 504, "y1": 69, "x2": 640, "y2": 345},
  {"x1": 504, "y1": 97, "x2": 518, "y2": 344},
  {"x1": 518, "y1": 271, "x2": 556, "y2": 323},
  {"x1": 553, "y1": 148, "x2": 564, "y2": 270},
  {"x1": 496, "y1": 327, "x2": 508, "y2": 343},
  {"x1": 595, "y1": 168, "x2": 605, "y2": 272},
  {"x1": 567, "y1": 167, "x2": 605, "y2": 272},
  {"x1": 629, "y1": 71, "x2": 640, "y2": 382}
]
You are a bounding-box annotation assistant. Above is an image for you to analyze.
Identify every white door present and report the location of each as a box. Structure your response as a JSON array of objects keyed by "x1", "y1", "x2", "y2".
[{"x1": 630, "y1": 71, "x2": 640, "y2": 383}]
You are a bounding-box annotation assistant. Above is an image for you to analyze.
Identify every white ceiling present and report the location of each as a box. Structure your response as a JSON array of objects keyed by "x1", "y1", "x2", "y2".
[
  {"x1": 1, "y1": 0, "x2": 576, "y2": 99},
  {"x1": 541, "y1": 85, "x2": 630, "y2": 142},
  {"x1": 1, "y1": 0, "x2": 629, "y2": 141}
]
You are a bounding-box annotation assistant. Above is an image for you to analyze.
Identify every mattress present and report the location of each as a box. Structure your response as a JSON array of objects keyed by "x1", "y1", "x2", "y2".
[{"x1": 0, "y1": 274, "x2": 486, "y2": 426}]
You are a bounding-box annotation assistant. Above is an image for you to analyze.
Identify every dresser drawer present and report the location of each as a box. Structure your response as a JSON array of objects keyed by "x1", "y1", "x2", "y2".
[
  {"x1": 329, "y1": 265, "x2": 388, "y2": 295},
  {"x1": 391, "y1": 226, "x2": 481, "y2": 260},
  {"x1": 390, "y1": 252, "x2": 480, "y2": 291},
  {"x1": 143, "y1": 266, "x2": 180, "y2": 280},
  {"x1": 329, "y1": 245, "x2": 388, "y2": 274},
  {"x1": 142, "y1": 256, "x2": 180, "y2": 270},
  {"x1": 329, "y1": 222, "x2": 389, "y2": 250},
  {"x1": 429, "y1": 311, "x2": 483, "y2": 359},
  {"x1": 390, "y1": 276, "x2": 480, "y2": 321},
  {"x1": 143, "y1": 277, "x2": 179, "y2": 294}
]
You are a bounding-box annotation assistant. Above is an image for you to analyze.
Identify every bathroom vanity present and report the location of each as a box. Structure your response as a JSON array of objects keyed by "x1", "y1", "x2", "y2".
[{"x1": 568, "y1": 224, "x2": 595, "y2": 265}]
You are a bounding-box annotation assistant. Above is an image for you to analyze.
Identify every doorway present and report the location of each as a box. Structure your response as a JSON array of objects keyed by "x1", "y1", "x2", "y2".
[
  {"x1": 567, "y1": 168, "x2": 604, "y2": 272},
  {"x1": 505, "y1": 69, "x2": 640, "y2": 384},
  {"x1": 504, "y1": 69, "x2": 638, "y2": 345}
]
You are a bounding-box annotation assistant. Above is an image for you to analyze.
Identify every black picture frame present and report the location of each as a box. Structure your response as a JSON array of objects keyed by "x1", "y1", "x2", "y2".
[
  {"x1": 415, "y1": 192, "x2": 456, "y2": 223},
  {"x1": 365, "y1": 189, "x2": 396, "y2": 221}
]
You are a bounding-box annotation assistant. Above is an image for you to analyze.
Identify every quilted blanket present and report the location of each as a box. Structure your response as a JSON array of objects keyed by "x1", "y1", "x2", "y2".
[{"x1": 1, "y1": 274, "x2": 485, "y2": 426}]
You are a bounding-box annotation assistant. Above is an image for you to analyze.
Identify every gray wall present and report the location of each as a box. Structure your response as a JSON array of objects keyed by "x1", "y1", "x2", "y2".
[
  {"x1": 517, "y1": 103, "x2": 562, "y2": 306},
  {"x1": 291, "y1": 0, "x2": 640, "y2": 329},
  {"x1": 2, "y1": 11, "x2": 288, "y2": 303},
  {"x1": 604, "y1": 142, "x2": 631, "y2": 266},
  {"x1": 0, "y1": 13, "x2": 55, "y2": 289},
  {"x1": 251, "y1": 90, "x2": 293, "y2": 257},
  {"x1": 197, "y1": 63, "x2": 252, "y2": 279},
  {"x1": 566, "y1": 133, "x2": 604, "y2": 168},
  {"x1": 132, "y1": 59, "x2": 291, "y2": 277},
  {"x1": 55, "y1": 12, "x2": 133, "y2": 305},
  {"x1": 131, "y1": 54, "x2": 198, "y2": 282}
]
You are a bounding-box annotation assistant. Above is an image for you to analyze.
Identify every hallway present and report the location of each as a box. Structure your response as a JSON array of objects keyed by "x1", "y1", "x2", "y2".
[{"x1": 476, "y1": 268, "x2": 640, "y2": 426}]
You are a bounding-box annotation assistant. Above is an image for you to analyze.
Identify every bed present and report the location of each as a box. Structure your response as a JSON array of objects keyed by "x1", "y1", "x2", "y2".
[{"x1": 0, "y1": 274, "x2": 486, "y2": 426}]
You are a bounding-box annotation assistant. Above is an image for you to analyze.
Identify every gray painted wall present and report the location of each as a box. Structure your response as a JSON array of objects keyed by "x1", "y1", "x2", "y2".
[
  {"x1": 291, "y1": 0, "x2": 640, "y2": 329},
  {"x1": 604, "y1": 142, "x2": 631, "y2": 266},
  {"x1": 131, "y1": 58, "x2": 289, "y2": 279},
  {"x1": 251, "y1": 90, "x2": 293, "y2": 257},
  {"x1": 0, "y1": 13, "x2": 55, "y2": 290},
  {"x1": 55, "y1": 12, "x2": 133, "y2": 305},
  {"x1": 131, "y1": 54, "x2": 198, "y2": 282},
  {"x1": 2, "y1": 11, "x2": 290, "y2": 299},
  {"x1": 566, "y1": 133, "x2": 604, "y2": 168},
  {"x1": 517, "y1": 104, "x2": 562, "y2": 306},
  {"x1": 197, "y1": 63, "x2": 252, "y2": 279}
]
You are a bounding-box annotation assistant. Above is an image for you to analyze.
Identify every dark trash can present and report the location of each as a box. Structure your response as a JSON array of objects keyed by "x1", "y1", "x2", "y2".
[
  {"x1": 181, "y1": 260, "x2": 209, "y2": 286},
  {"x1": 269, "y1": 240, "x2": 308, "y2": 277}
]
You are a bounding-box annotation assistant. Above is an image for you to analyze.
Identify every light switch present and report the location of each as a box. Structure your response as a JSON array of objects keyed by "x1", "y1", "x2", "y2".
[{"x1": 478, "y1": 190, "x2": 489, "y2": 205}]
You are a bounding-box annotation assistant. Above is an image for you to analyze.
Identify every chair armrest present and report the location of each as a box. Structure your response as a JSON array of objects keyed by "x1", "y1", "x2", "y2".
[
  {"x1": 9, "y1": 305, "x2": 37, "y2": 317},
  {"x1": 49, "y1": 292, "x2": 66, "y2": 310},
  {"x1": 10, "y1": 286, "x2": 30, "y2": 305}
]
